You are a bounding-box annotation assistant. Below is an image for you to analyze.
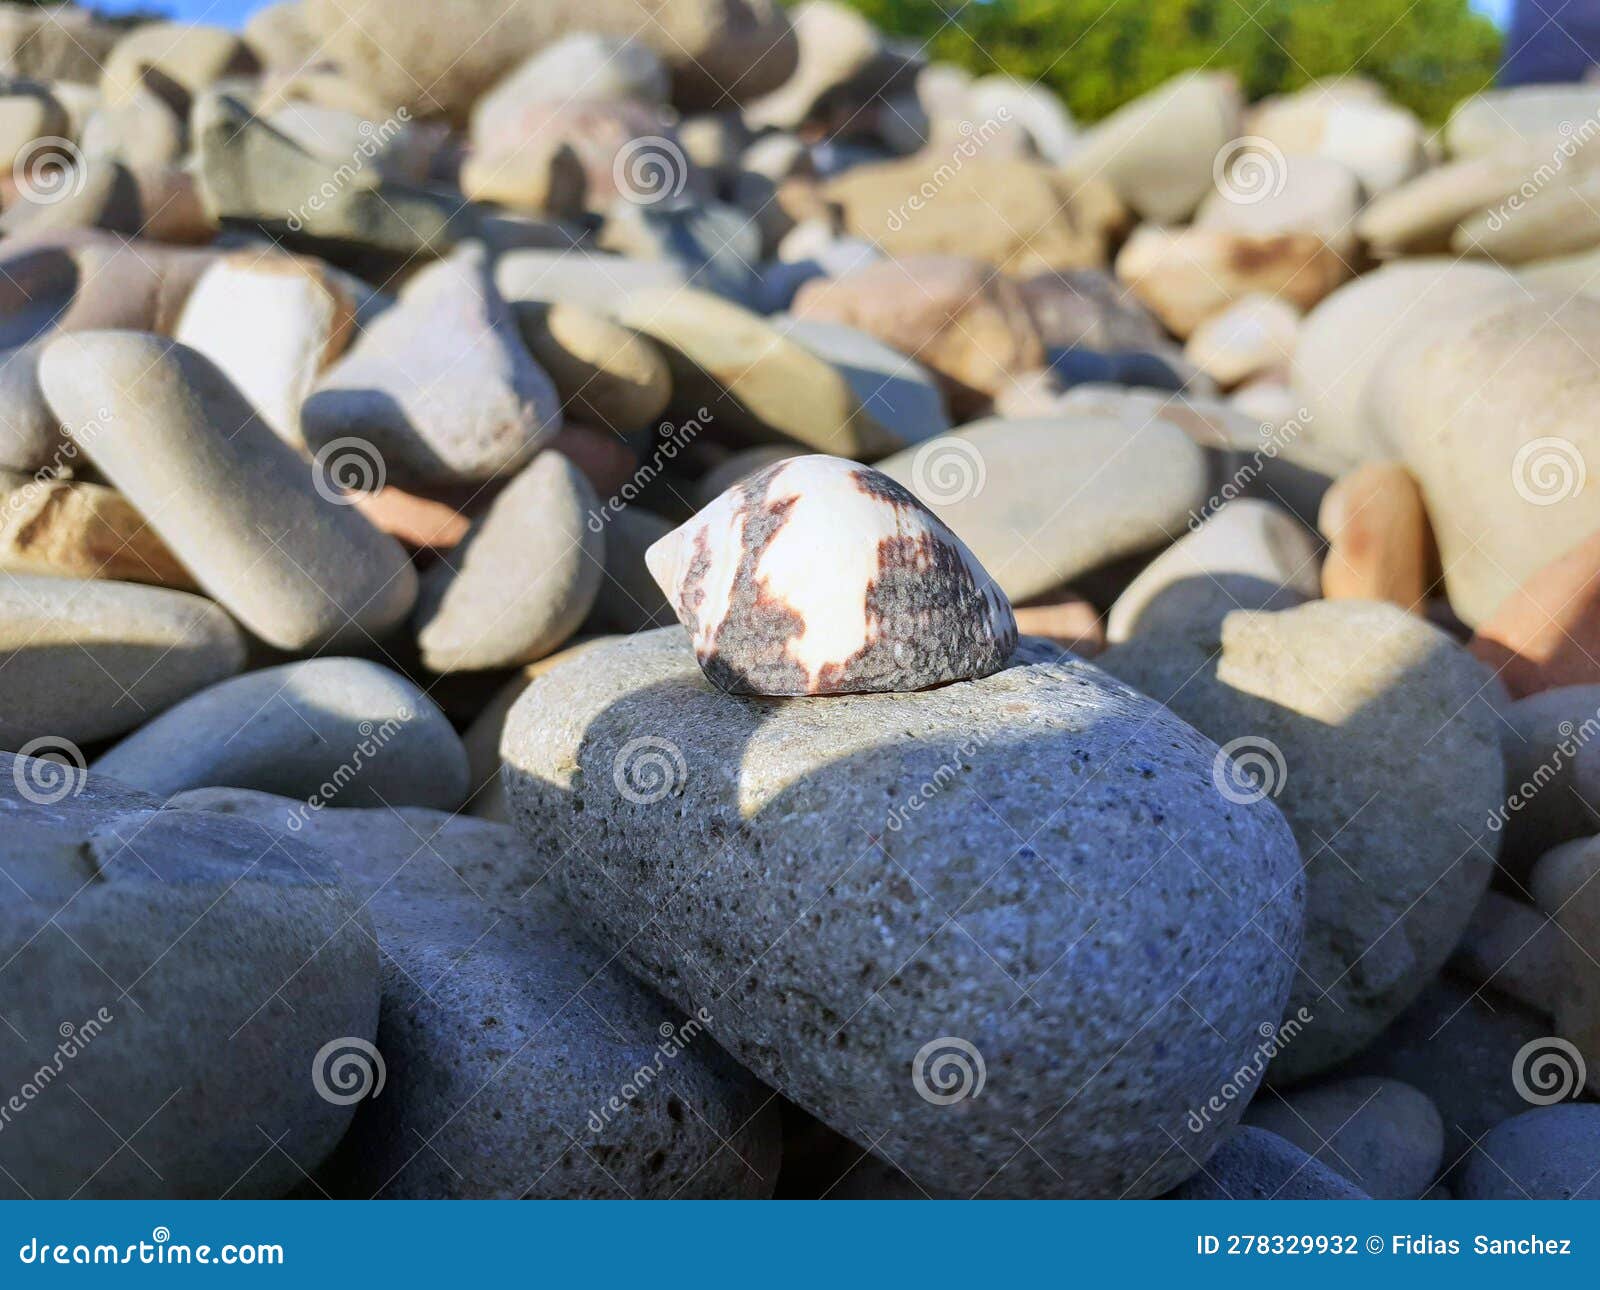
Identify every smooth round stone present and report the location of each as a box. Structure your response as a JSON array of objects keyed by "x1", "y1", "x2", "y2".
[
  {"x1": 163, "y1": 790, "x2": 782, "y2": 1199},
  {"x1": 1291, "y1": 260, "x2": 1519, "y2": 473},
  {"x1": 1106, "y1": 500, "x2": 1321, "y2": 645},
  {"x1": 1244, "y1": 1077, "x2": 1443, "y2": 1198},
  {"x1": 770, "y1": 315, "x2": 950, "y2": 445},
  {"x1": 0, "y1": 343, "x2": 62, "y2": 472},
  {"x1": 0, "y1": 573, "x2": 245, "y2": 752},
  {"x1": 0, "y1": 471, "x2": 196, "y2": 590},
  {"x1": 1453, "y1": 170, "x2": 1600, "y2": 263},
  {"x1": 1371, "y1": 292, "x2": 1600, "y2": 627},
  {"x1": 1185, "y1": 294, "x2": 1300, "y2": 388},
  {"x1": 93, "y1": 658, "x2": 469, "y2": 811},
  {"x1": 1101, "y1": 601, "x2": 1506, "y2": 1081},
  {"x1": 304, "y1": 245, "x2": 561, "y2": 488},
  {"x1": 173, "y1": 251, "x2": 355, "y2": 449},
  {"x1": 415, "y1": 452, "x2": 603, "y2": 673},
  {"x1": 1458, "y1": 1105, "x2": 1600, "y2": 1199},
  {"x1": 596, "y1": 199, "x2": 763, "y2": 308},
  {"x1": 474, "y1": 33, "x2": 668, "y2": 115},
  {"x1": 0, "y1": 758, "x2": 377, "y2": 1198},
  {"x1": 1319, "y1": 461, "x2": 1436, "y2": 610},
  {"x1": 1167, "y1": 1127, "x2": 1370, "y2": 1200},
  {"x1": 503, "y1": 630, "x2": 1304, "y2": 1198},
  {"x1": 511, "y1": 300, "x2": 670, "y2": 434},
  {"x1": 1064, "y1": 72, "x2": 1242, "y2": 222},
  {"x1": 1249, "y1": 89, "x2": 1425, "y2": 197},
  {"x1": 1452, "y1": 891, "x2": 1561, "y2": 1017},
  {"x1": 1344, "y1": 974, "x2": 1562, "y2": 1179},
  {"x1": 1531, "y1": 839, "x2": 1600, "y2": 1096},
  {"x1": 39, "y1": 331, "x2": 417, "y2": 651},
  {"x1": 877, "y1": 414, "x2": 1211, "y2": 603},
  {"x1": 1497, "y1": 687, "x2": 1600, "y2": 877},
  {"x1": 614, "y1": 287, "x2": 904, "y2": 459},
  {"x1": 1355, "y1": 147, "x2": 1548, "y2": 257},
  {"x1": 1196, "y1": 153, "x2": 1364, "y2": 257}
]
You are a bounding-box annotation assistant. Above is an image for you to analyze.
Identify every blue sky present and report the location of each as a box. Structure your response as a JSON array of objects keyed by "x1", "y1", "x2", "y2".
[{"x1": 96, "y1": 0, "x2": 1519, "y2": 30}]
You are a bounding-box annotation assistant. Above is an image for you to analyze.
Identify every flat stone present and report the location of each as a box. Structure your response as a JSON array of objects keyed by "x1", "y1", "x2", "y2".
[
  {"x1": 503, "y1": 630, "x2": 1304, "y2": 1198},
  {"x1": 0, "y1": 756, "x2": 377, "y2": 1197},
  {"x1": 1197, "y1": 153, "x2": 1364, "y2": 258},
  {"x1": 1448, "y1": 86, "x2": 1600, "y2": 158},
  {"x1": 1244, "y1": 1076, "x2": 1444, "y2": 1198},
  {"x1": 39, "y1": 331, "x2": 417, "y2": 651},
  {"x1": 0, "y1": 572, "x2": 245, "y2": 752},
  {"x1": 495, "y1": 249, "x2": 688, "y2": 315},
  {"x1": 511, "y1": 300, "x2": 670, "y2": 434},
  {"x1": 472, "y1": 33, "x2": 668, "y2": 114},
  {"x1": 415, "y1": 452, "x2": 603, "y2": 672},
  {"x1": 878, "y1": 414, "x2": 1210, "y2": 603},
  {"x1": 161, "y1": 789, "x2": 783, "y2": 1198},
  {"x1": 1106, "y1": 500, "x2": 1321, "y2": 644},
  {"x1": 304, "y1": 245, "x2": 561, "y2": 488},
  {"x1": 1185, "y1": 294, "x2": 1301, "y2": 388},
  {"x1": 1101, "y1": 601, "x2": 1505, "y2": 1081},
  {"x1": 1451, "y1": 891, "x2": 1562, "y2": 1017},
  {"x1": 94, "y1": 657, "x2": 468, "y2": 810},
  {"x1": 770, "y1": 315, "x2": 950, "y2": 445},
  {"x1": 614, "y1": 287, "x2": 904, "y2": 458}
]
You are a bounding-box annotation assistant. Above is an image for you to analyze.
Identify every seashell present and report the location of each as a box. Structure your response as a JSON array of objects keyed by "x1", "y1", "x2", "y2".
[{"x1": 645, "y1": 455, "x2": 1018, "y2": 696}]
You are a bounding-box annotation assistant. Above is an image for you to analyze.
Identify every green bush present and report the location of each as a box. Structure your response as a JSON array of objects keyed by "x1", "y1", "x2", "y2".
[{"x1": 829, "y1": 0, "x2": 1501, "y2": 122}]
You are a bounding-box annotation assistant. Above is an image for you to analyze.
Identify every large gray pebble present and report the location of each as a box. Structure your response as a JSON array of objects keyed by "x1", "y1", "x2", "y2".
[
  {"x1": 0, "y1": 573, "x2": 245, "y2": 752},
  {"x1": 164, "y1": 788, "x2": 782, "y2": 1199},
  {"x1": 1457, "y1": 1104, "x2": 1600, "y2": 1199},
  {"x1": 503, "y1": 629, "x2": 1305, "y2": 1198},
  {"x1": 1244, "y1": 1076, "x2": 1444, "y2": 1198},
  {"x1": 1101, "y1": 601, "x2": 1506, "y2": 1081},
  {"x1": 94, "y1": 658, "x2": 468, "y2": 810},
  {"x1": 0, "y1": 756, "x2": 378, "y2": 1197}
]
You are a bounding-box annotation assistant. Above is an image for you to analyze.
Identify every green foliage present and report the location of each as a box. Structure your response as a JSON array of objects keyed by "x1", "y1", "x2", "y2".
[{"x1": 826, "y1": 0, "x2": 1502, "y2": 122}]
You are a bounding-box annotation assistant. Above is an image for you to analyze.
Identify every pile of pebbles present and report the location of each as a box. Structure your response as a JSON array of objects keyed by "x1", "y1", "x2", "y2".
[{"x1": 0, "y1": 0, "x2": 1597, "y2": 1199}]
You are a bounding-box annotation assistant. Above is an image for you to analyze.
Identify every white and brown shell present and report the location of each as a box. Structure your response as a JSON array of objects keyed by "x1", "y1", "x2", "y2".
[{"x1": 646, "y1": 455, "x2": 1018, "y2": 696}]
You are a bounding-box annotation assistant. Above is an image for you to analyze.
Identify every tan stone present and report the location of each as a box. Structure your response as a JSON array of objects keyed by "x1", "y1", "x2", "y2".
[
  {"x1": 0, "y1": 471, "x2": 196, "y2": 590},
  {"x1": 512, "y1": 300, "x2": 670, "y2": 434},
  {"x1": 1318, "y1": 461, "x2": 1437, "y2": 611},
  {"x1": 1469, "y1": 529, "x2": 1600, "y2": 697}
]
